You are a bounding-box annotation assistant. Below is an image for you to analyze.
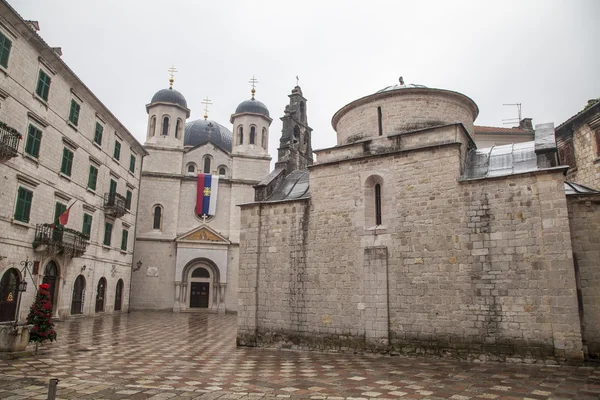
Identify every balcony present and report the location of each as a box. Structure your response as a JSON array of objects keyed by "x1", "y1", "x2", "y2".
[
  {"x1": 104, "y1": 192, "x2": 127, "y2": 218},
  {"x1": 33, "y1": 224, "x2": 88, "y2": 257},
  {"x1": 0, "y1": 121, "x2": 21, "y2": 162}
]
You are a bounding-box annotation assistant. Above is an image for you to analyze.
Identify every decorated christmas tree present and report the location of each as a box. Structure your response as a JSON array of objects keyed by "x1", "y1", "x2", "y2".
[{"x1": 26, "y1": 283, "x2": 57, "y2": 345}]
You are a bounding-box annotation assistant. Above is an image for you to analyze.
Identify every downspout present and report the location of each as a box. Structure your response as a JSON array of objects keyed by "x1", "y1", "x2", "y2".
[{"x1": 127, "y1": 153, "x2": 145, "y2": 313}]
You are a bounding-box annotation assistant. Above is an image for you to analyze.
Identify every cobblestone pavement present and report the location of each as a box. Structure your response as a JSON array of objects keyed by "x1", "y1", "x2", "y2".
[{"x1": 0, "y1": 312, "x2": 599, "y2": 399}]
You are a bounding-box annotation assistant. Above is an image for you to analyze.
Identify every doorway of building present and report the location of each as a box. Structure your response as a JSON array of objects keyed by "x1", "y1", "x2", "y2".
[
  {"x1": 71, "y1": 275, "x2": 85, "y2": 315},
  {"x1": 114, "y1": 279, "x2": 123, "y2": 311},
  {"x1": 95, "y1": 277, "x2": 106, "y2": 312},
  {"x1": 0, "y1": 268, "x2": 20, "y2": 322},
  {"x1": 42, "y1": 261, "x2": 59, "y2": 311},
  {"x1": 190, "y1": 281, "x2": 210, "y2": 308}
]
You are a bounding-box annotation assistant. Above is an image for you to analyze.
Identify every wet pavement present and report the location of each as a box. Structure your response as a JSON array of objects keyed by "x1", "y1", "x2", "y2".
[{"x1": 0, "y1": 312, "x2": 599, "y2": 399}]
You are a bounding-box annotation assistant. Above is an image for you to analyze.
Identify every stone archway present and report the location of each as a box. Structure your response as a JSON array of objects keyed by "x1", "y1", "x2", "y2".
[
  {"x1": 0, "y1": 268, "x2": 20, "y2": 322},
  {"x1": 42, "y1": 260, "x2": 60, "y2": 313},
  {"x1": 176, "y1": 258, "x2": 224, "y2": 312}
]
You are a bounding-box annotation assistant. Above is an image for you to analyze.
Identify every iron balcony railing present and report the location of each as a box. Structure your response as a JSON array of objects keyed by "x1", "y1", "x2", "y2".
[
  {"x1": 33, "y1": 223, "x2": 88, "y2": 257},
  {"x1": 104, "y1": 192, "x2": 127, "y2": 218},
  {"x1": 0, "y1": 122, "x2": 21, "y2": 162}
]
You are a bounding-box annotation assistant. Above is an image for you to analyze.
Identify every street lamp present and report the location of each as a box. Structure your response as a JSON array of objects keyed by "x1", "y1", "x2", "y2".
[
  {"x1": 14, "y1": 257, "x2": 34, "y2": 326},
  {"x1": 18, "y1": 280, "x2": 27, "y2": 293}
]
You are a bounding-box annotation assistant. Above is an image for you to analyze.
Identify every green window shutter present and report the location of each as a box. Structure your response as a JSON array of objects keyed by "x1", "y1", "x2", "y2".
[
  {"x1": 88, "y1": 165, "x2": 98, "y2": 190},
  {"x1": 104, "y1": 222, "x2": 112, "y2": 246},
  {"x1": 54, "y1": 202, "x2": 66, "y2": 226},
  {"x1": 125, "y1": 190, "x2": 132, "y2": 210},
  {"x1": 129, "y1": 155, "x2": 135, "y2": 173},
  {"x1": 109, "y1": 179, "x2": 117, "y2": 197},
  {"x1": 61, "y1": 148, "x2": 74, "y2": 176},
  {"x1": 114, "y1": 141, "x2": 121, "y2": 160},
  {"x1": 14, "y1": 187, "x2": 33, "y2": 223},
  {"x1": 36, "y1": 70, "x2": 51, "y2": 101},
  {"x1": 94, "y1": 123, "x2": 103, "y2": 145},
  {"x1": 68, "y1": 100, "x2": 80, "y2": 125},
  {"x1": 121, "y1": 229, "x2": 128, "y2": 251},
  {"x1": 25, "y1": 125, "x2": 42, "y2": 158},
  {"x1": 82, "y1": 213, "x2": 92, "y2": 237},
  {"x1": 0, "y1": 32, "x2": 12, "y2": 68}
]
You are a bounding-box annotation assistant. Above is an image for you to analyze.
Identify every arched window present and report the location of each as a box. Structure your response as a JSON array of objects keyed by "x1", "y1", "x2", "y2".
[
  {"x1": 150, "y1": 116, "x2": 156, "y2": 137},
  {"x1": 175, "y1": 119, "x2": 181, "y2": 139},
  {"x1": 262, "y1": 128, "x2": 267, "y2": 149},
  {"x1": 187, "y1": 164, "x2": 196, "y2": 173},
  {"x1": 0, "y1": 268, "x2": 20, "y2": 322},
  {"x1": 114, "y1": 279, "x2": 123, "y2": 311},
  {"x1": 203, "y1": 157, "x2": 211, "y2": 174},
  {"x1": 219, "y1": 167, "x2": 226, "y2": 176},
  {"x1": 250, "y1": 126, "x2": 256, "y2": 144},
  {"x1": 238, "y1": 126, "x2": 243, "y2": 145},
  {"x1": 95, "y1": 277, "x2": 106, "y2": 313},
  {"x1": 153, "y1": 205, "x2": 162, "y2": 230},
  {"x1": 192, "y1": 267, "x2": 210, "y2": 278},
  {"x1": 293, "y1": 125, "x2": 300, "y2": 145},
  {"x1": 71, "y1": 275, "x2": 85, "y2": 315},
  {"x1": 162, "y1": 116, "x2": 169, "y2": 136},
  {"x1": 375, "y1": 184, "x2": 382, "y2": 225}
]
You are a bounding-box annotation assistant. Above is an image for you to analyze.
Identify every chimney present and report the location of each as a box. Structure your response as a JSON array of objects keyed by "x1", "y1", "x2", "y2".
[
  {"x1": 519, "y1": 118, "x2": 533, "y2": 130},
  {"x1": 534, "y1": 123, "x2": 558, "y2": 168},
  {"x1": 24, "y1": 20, "x2": 40, "y2": 32}
]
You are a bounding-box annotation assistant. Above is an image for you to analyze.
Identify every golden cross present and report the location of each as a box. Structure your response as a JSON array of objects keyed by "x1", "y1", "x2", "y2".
[
  {"x1": 203, "y1": 187, "x2": 211, "y2": 196},
  {"x1": 168, "y1": 65, "x2": 177, "y2": 87},
  {"x1": 201, "y1": 96, "x2": 212, "y2": 120},
  {"x1": 249, "y1": 76, "x2": 258, "y2": 99}
]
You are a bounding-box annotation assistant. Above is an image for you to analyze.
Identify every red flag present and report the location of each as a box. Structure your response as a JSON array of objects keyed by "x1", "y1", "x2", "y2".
[{"x1": 58, "y1": 201, "x2": 76, "y2": 225}]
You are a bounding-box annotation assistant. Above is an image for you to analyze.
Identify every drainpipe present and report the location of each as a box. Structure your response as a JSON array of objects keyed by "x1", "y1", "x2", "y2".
[{"x1": 127, "y1": 154, "x2": 145, "y2": 313}]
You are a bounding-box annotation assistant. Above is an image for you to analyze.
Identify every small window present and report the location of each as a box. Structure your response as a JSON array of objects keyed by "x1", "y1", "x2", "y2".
[
  {"x1": 129, "y1": 154, "x2": 136, "y2": 173},
  {"x1": 250, "y1": 126, "x2": 256, "y2": 144},
  {"x1": 60, "y1": 147, "x2": 74, "y2": 176},
  {"x1": 121, "y1": 229, "x2": 128, "y2": 251},
  {"x1": 150, "y1": 116, "x2": 156, "y2": 137},
  {"x1": 35, "y1": 70, "x2": 51, "y2": 101},
  {"x1": 54, "y1": 202, "x2": 66, "y2": 226},
  {"x1": 68, "y1": 100, "x2": 80, "y2": 126},
  {"x1": 262, "y1": 128, "x2": 267, "y2": 149},
  {"x1": 14, "y1": 187, "x2": 33, "y2": 223},
  {"x1": 187, "y1": 164, "x2": 195, "y2": 173},
  {"x1": 94, "y1": 122, "x2": 103, "y2": 145},
  {"x1": 25, "y1": 124, "x2": 42, "y2": 158},
  {"x1": 114, "y1": 140, "x2": 121, "y2": 160},
  {"x1": 238, "y1": 126, "x2": 243, "y2": 145},
  {"x1": 82, "y1": 213, "x2": 93, "y2": 237},
  {"x1": 377, "y1": 106, "x2": 383, "y2": 136},
  {"x1": 153, "y1": 206, "x2": 162, "y2": 230},
  {"x1": 162, "y1": 116, "x2": 169, "y2": 136},
  {"x1": 0, "y1": 31, "x2": 12, "y2": 68},
  {"x1": 175, "y1": 119, "x2": 181, "y2": 139},
  {"x1": 203, "y1": 157, "x2": 211, "y2": 174},
  {"x1": 125, "y1": 190, "x2": 132, "y2": 210},
  {"x1": 88, "y1": 165, "x2": 98, "y2": 190},
  {"x1": 103, "y1": 222, "x2": 113, "y2": 246},
  {"x1": 219, "y1": 167, "x2": 226, "y2": 176},
  {"x1": 375, "y1": 183, "x2": 382, "y2": 225}
]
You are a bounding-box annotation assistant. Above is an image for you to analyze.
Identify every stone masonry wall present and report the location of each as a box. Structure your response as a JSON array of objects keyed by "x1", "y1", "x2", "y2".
[
  {"x1": 565, "y1": 122, "x2": 600, "y2": 190},
  {"x1": 567, "y1": 195, "x2": 600, "y2": 358}
]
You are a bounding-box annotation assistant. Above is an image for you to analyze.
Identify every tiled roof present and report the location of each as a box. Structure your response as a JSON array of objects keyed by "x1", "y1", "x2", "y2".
[{"x1": 474, "y1": 125, "x2": 533, "y2": 135}]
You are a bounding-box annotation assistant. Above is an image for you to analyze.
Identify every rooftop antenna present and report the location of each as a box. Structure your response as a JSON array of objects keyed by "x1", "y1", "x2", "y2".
[
  {"x1": 502, "y1": 103, "x2": 522, "y2": 125},
  {"x1": 201, "y1": 96, "x2": 212, "y2": 120}
]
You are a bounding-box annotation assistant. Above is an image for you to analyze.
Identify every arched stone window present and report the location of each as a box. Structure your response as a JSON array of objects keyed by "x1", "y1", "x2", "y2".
[
  {"x1": 153, "y1": 205, "x2": 162, "y2": 230},
  {"x1": 162, "y1": 116, "x2": 169, "y2": 136},
  {"x1": 250, "y1": 126, "x2": 256, "y2": 145},
  {"x1": 71, "y1": 275, "x2": 85, "y2": 315},
  {"x1": 175, "y1": 119, "x2": 182, "y2": 139},
  {"x1": 375, "y1": 183, "x2": 382, "y2": 225},
  {"x1": 114, "y1": 279, "x2": 124, "y2": 311},
  {"x1": 187, "y1": 163, "x2": 196, "y2": 174},
  {"x1": 203, "y1": 157, "x2": 211, "y2": 174},
  {"x1": 192, "y1": 267, "x2": 210, "y2": 278},
  {"x1": 262, "y1": 127, "x2": 267, "y2": 149},
  {"x1": 218, "y1": 166, "x2": 226, "y2": 176},
  {"x1": 364, "y1": 175, "x2": 384, "y2": 228},
  {"x1": 95, "y1": 277, "x2": 106, "y2": 313},
  {"x1": 150, "y1": 116, "x2": 156, "y2": 137},
  {"x1": 0, "y1": 268, "x2": 20, "y2": 322},
  {"x1": 238, "y1": 126, "x2": 244, "y2": 145}
]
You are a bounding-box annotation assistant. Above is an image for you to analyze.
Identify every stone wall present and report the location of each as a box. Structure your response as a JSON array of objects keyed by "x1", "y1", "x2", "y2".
[
  {"x1": 565, "y1": 122, "x2": 600, "y2": 189},
  {"x1": 238, "y1": 142, "x2": 584, "y2": 362},
  {"x1": 567, "y1": 195, "x2": 600, "y2": 358}
]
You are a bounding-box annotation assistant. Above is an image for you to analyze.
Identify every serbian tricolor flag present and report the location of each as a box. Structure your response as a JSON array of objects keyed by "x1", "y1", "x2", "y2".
[{"x1": 196, "y1": 174, "x2": 219, "y2": 216}]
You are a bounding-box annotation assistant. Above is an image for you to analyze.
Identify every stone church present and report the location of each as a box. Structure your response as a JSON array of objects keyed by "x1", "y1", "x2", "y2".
[
  {"x1": 130, "y1": 78, "x2": 272, "y2": 312},
  {"x1": 237, "y1": 81, "x2": 600, "y2": 363}
]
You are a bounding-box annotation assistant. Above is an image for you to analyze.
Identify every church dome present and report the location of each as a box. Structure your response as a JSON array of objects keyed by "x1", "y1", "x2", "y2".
[
  {"x1": 235, "y1": 98, "x2": 270, "y2": 118},
  {"x1": 184, "y1": 119, "x2": 232, "y2": 153},
  {"x1": 151, "y1": 88, "x2": 188, "y2": 108},
  {"x1": 375, "y1": 82, "x2": 428, "y2": 93}
]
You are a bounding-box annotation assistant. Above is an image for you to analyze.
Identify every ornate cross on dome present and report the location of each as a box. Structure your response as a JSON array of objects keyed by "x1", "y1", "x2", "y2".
[
  {"x1": 201, "y1": 96, "x2": 212, "y2": 120},
  {"x1": 249, "y1": 76, "x2": 258, "y2": 99},
  {"x1": 168, "y1": 65, "x2": 177, "y2": 88}
]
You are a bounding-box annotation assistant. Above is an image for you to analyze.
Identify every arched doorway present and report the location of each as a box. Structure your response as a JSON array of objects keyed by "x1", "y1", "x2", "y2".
[
  {"x1": 42, "y1": 261, "x2": 59, "y2": 311},
  {"x1": 114, "y1": 279, "x2": 123, "y2": 311},
  {"x1": 0, "y1": 268, "x2": 20, "y2": 322},
  {"x1": 189, "y1": 267, "x2": 211, "y2": 309},
  {"x1": 95, "y1": 277, "x2": 106, "y2": 313},
  {"x1": 71, "y1": 275, "x2": 85, "y2": 315}
]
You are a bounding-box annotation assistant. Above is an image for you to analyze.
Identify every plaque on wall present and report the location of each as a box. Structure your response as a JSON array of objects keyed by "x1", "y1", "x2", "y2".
[{"x1": 146, "y1": 266, "x2": 159, "y2": 277}]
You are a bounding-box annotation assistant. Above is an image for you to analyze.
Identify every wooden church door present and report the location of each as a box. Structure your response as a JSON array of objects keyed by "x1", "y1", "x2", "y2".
[{"x1": 190, "y1": 282, "x2": 209, "y2": 308}]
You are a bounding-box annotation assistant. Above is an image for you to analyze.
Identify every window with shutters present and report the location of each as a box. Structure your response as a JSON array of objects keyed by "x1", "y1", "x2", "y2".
[
  {"x1": 54, "y1": 202, "x2": 66, "y2": 226},
  {"x1": 60, "y1": 148, "x2": 74, "y2": 176},
  {"x1": 35, "y1": 70, "x2": 51, "y2": 101},
  {"x1": 121, "y1": 229, "x2": 128, "y2": 251},
  {"x1": 88, "y1": 165, "x2": 98, "y2": 190},
  {"x1": 103, "y1": 222, "x2": 113, "y2": 246},
  {"x1": 94, "y1": 122, "x2": 103, "y2": 145},
  {"x1": 113, "y1": 140, "x2": 121, "y2": 160},
  {"x1": 109, "y1": 179, "x2": 117, "y2": 197},
  {"x1": 0, "y1": 31, "x2": 12, "y2": 69},
  {"x1": 25, "y1": 124, "x2": 43, "y2": 158},
  {"x1": 68, "y1": 100, "x2": 80, "y2": 126},
  {"x1": 82, "y1": 213, "x2": 92, "y2": 238},
  {"x1": 14, "y1": 187, "x2": 33, "y2": 223},
  {"x1": 125, "y1": 190, "x2": 132, "y2": 210},
  {"x1": 129, "y1": 154, "x2": 136, "y2": 173}
]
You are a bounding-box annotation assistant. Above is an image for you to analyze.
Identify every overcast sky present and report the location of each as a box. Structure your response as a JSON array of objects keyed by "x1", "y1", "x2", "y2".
[{"x1": 10, "y1": 0, "x2": 600, "y2": 161}]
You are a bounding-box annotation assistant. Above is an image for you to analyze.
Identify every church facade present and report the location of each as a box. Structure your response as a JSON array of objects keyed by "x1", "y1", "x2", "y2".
[
  {"x1": 237, "y1": 82, "x2": 600, "y2": 363},
  {"x1": 130, "y1": 81, "x2": 272, "y2": 313}
]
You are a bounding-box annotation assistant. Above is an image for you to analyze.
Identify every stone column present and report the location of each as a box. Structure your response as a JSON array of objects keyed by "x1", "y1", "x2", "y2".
[
  {"x1": 218, "y1": 283, "x2": 227, "y2": 313},
  {"x1": 181, "y1": 281, "x2": 187, "y2": 311},
  {"x1": 173, "y1": 282, "x2": 181, "y2": 312}
]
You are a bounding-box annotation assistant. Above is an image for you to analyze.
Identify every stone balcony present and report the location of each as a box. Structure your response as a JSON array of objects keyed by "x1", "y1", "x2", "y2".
[
  {"x1": 103, "y1": 192, "x2": 127, "y2": 218},
  {"x1": 33, "y1": 224, "x2": 88, "y2": 258},
  {"x1": 0, "y1": 121, "x2": 21, "y2": 162}
]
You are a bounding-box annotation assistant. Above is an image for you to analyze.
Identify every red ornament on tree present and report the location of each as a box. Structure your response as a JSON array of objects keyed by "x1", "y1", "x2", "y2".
[{"x1": 27, "y1": 284, "x2": 57, "y2": 345}]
